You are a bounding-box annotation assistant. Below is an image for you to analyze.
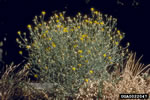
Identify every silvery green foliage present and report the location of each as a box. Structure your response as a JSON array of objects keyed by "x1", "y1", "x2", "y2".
[{"x1": 16, "y1": 9, "x2": 130, "y2": 98}]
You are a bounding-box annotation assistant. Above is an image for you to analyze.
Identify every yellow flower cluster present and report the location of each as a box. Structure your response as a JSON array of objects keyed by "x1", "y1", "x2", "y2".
[{"x1": 80, "y1": 34, "x2": 88, "y2": 41}]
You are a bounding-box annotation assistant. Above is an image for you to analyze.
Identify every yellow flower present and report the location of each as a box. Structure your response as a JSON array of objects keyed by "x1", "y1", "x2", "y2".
[
  {"x1": 72, "y1": 67, "x2": 76, "y2": 71},
  {"x1": 63, "y1": 28, "x2": 68, "y2": 32},
  {"x1": 89, "y1": 70, "x2": 93, "y2": 74},
  {"x1": 56, "y1": 20, "x2": 59, "y2": 23},
  {"x1": 48, "y1": 37, "x2": 52, "y2": 41},
  {"x1": 56, "y1": 25, "x2": 60, "y2": 28},
  {"x1": 80, "y1": 55, "x2": 83, "y2": 58},
  {"x1": 52, "y1": 42, "x2": 56, "y2": 48},
  {"x1": 34, "y1": 74, "x2": 38, "y2": 78},
  {"x1": 85, "y1": 60, "x2": 88, "y2": 63},
  {"x1": 60, "y1": 13, "x2": 63, "y2": 17},
  {"x1": 19, "y1": 51, "x2": 23, "y2": 55},
  {"x1": 117, "y1": 30, "x2": 120, "y2": 35},
  {"x1": 100, "y1": 22, "x2": 104, "y2": 25},
  {"x1": 41, "y1": 33, "x2": 46, "y2": 38},
  {"x1": 90, "y1": 8, "x2": 94, "y2": 12},
  {"x1": 80, "y1": 37, "x2": 84, "y2": 41},
  {"x1": 73, "y1": 44, "x2": 78, "y2": 48},
  {"x1": 77, "y1": 26, "x2": 80, "y2": 29},
  {"x1": 94, "y1": 11, "x2": 98, "y2": 15},
  {"x1": 17, "y1": 31, "x2": 21, "y2": 35},
  {"x1": 89, "y1": 21, "x2": 92, "y2": 24},
  {"x1": 38, "y1": 24, "x2": 42, "y2": 26},
  {"x1": 94, "y1": 20, "x2": 98, "y2": 24},
  {"x1": 27, "y1": 24, "x2": 31, "y2": 29},
  {"x1": 85, "y1": 19, "x2": 88, "y2": 23},
  {"x1": 78, "y1": 64, "x2": 82, "y2": 67},
  {"x1": 26, "y1": 45, "x2": 31, "y2": 49},
  {"x1": 85, "y1": 79, "x2": 88, "y2": 82},
  {"x1": 120, "y1": 35, "x2": 123, "y2": 39},
  {"x1": 82, "y1": 34, "x2": 88, "y2": 38},
  {"x1": 115, "y1": 42, "x2": 119, "y2": 45},
  {"x1": 41, "y1": 11, "x2": 46, "y2": 15},
  {"x1": 103, "y1": 53, "x2": 106, "y2": 57},
  {"x1": 45, "y1": 30, "x2": 49, "y2": 33},
  {"x1": 108, "y1": 56, "x2": 112, "y2": 60},
  {"x1": 78, "y1": 50, "x2": 83, "y2": 54}
]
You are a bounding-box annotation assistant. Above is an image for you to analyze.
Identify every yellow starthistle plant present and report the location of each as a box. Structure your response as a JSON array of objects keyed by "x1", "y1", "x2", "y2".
[{"x1": 16, "y1": 8, "x2": 129, "y2": 97}]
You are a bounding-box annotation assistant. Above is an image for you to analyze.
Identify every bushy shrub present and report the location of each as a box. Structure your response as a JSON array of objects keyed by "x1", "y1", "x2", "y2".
[{"x1": 16, "y1": 8, "x2": 130, "y2": 98}]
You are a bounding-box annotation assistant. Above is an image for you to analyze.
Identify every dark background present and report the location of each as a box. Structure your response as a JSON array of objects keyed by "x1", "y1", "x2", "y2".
[{"x1": 0, "y1": 0, "x2": 150, "y2": 67}]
